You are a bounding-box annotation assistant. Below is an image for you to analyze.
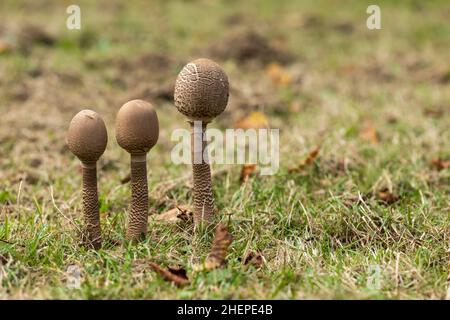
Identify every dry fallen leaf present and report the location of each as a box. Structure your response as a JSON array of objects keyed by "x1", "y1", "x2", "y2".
[
  {"x1": 240, "y1": 164, "x2": 256, "y2": 183},
  {"x1": 423, "y1": 108, "x2": 444, "y2": 118},
  {"x1": 377, "y1": 188, "x2": 399, "y2": 205},
  {"x1": 194, "y1": 223, "x2": 233, "y2": 271},
  {"x1": 0, "y1": 40, "x2": 11, "y2": 54},
  {"x1": 288, "y1": 146, "x2": 320, "y2": 173},
  {"x1": 234, "y1": 112, "x2": 269, "y2": 183},
  {"x1": 167, "y1": 265, "x2": 188, "y2": 279},
  {"x1": 234, "y1": 111, "x2": 269, "y2": 130},
  {"x1": 175, "y1": 206, "x2": 194, "y2": 222},
  {"x1": 430, "y1": 158, "x2": 450, "y2": 171},
  {"x1": 243, "y1": 251, "x2": 265, "y2": 268},
  {"x1": 155, "y1": 205, "x2": 193, "y2": 223},
  {"x1": 266, "y1": 62, "x2": 292, "y2": 86},
  {"x1": 360, "y1": 121, "x2": 379, "y2": 144},
  {"x1": 147, "y1": 262, "x2": 190, "y2": 287},
  {"x1": 289, "y1": 100, "x2": 302, "y2": 113}
]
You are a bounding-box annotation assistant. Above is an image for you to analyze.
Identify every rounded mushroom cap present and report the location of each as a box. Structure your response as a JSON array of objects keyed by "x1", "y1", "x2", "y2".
[
  {"x1": 115, "y1": 99, "x2": 159, "y2": 154},
  {"x1": 174, "y1": 58, "x2": 229, "y2": 122},
  {"x1": 66, "y1": 109, "x2": 108, "y2": 163}
]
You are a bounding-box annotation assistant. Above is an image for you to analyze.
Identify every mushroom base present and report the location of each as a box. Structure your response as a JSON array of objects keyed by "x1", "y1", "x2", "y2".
[{"x1": 192, "y1": 163, "x2": 215, "y2": 223}]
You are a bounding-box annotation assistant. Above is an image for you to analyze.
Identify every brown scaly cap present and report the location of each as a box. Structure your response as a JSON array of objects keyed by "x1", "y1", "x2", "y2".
[
  {"x1": 66, "y1": 109, "x2": 108, "y2": 163},
  {"x1": 115, "y1": 100, "x2": 159, "y2": 154},
  {"x1": 174, "y1": 58, "x2": 229, "y2": 122}
]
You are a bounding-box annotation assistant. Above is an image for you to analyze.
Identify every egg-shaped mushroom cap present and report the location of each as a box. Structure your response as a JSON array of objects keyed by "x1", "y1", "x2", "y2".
[
  {"x1": 115, "y1": 99, "x2": 159, "y2": 154},
  {"x1": 66, "y1": 109, "x2": 108, "y2": 163},
  {"x1": 174, "y1": 58, "x2": 229, "y2": 122}
]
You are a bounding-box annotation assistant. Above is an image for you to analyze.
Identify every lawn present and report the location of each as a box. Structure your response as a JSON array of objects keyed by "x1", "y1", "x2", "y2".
[{"x1": 0, "y1": 0, "x2": 449, "y2": 299}]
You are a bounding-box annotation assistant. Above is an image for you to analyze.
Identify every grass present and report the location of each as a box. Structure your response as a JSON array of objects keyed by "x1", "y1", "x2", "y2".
[{"x1": 0, "y1": 0, "x2": 449, "y2": 299}]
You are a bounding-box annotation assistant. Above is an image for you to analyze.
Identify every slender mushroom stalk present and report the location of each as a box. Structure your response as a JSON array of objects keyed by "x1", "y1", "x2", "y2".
[
  {"x1": 66, "y1": 110, "x2": 108, "y2": 249},
  {"x1": 174, "y1": 58, "x2": 229, "y2": 224},
  {"x1": 115, "y1": 100, "x2": 159, "y2": 241}
]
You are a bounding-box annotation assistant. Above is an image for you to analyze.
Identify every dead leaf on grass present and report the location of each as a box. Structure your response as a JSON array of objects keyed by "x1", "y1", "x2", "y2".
[
  {"x1": 167, "y1": 265, "x2": 188, "y2": 279},
  {"x1": 155, "y1": 205, "x2": 193, "y2": 223},
  {"x1": 377, "y1": 188, "x2": 400, "y2": 205},
  {"x1": 289, "y1": 100, "x2": 302, "y2": 113},
  {"x1": 147, "y1": 262, "x2": 190, "y2": 287},
  {"x1": 234, "y1": 112, "x2": 269, "y2": 183},
  {"x1": 430, "y1": 158, "x2": 450, "y2": 171},
  {"x1": 423, "y1": 108, "x2": 444, "y2": 118},
  {"x1": 266, "y1": 62, "x2": 292, "y2": 86},
  {"x1": 243, "y1": 251, "x2": 265, "y2": 268},
  {"x1": 0, "y1": 40, "x2": 11, "y2": 54},
  {"x1": 240, "y1": 164, "x2": 256, "y2": 183},
  {"x1": 288, "y1": 146, "x2": 321, "y2": 173},
  {"x1": 360, "y1": 121, "x2": 379, "y2": 144},
  {"x1": 234, "y1": 111, "x2": 269, "y2": 129},
  {"x1": 194, "y1": 223, "x2": 233, "y2": 271}
]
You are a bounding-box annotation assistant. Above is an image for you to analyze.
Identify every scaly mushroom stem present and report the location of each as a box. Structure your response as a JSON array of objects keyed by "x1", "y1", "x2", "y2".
[
  {"x1": 115, "y1": 100, "x2": 158, "y2": 242},
  {"x1": 190, "y1": 121, "x2": 215, "y2": 224},
  {"x1": 127, "y1": 153, "x2": 149, "y2": 241},
  {"x1": 81, "y1": 161, "x2": 102, "y2": 249}
]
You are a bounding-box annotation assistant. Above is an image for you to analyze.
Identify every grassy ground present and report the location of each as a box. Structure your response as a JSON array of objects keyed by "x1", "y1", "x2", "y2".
[{"x1": 0, "y1": 0, "x2": 449, "y2": 299}]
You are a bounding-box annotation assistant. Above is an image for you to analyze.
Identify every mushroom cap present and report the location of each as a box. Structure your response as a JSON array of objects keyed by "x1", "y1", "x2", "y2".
[
  {"x1": 115, "y1": 99, "x2": 159, "y2": 154},
  {"x1": 66, "y1": 109, "x2": 108, "y2": 163},
  {"x1": 174, "y1": 58, "x2": 229, "y2": 122}
]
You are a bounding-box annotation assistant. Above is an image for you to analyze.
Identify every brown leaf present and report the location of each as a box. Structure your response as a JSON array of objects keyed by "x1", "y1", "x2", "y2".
[
  {"x1": 195, "y1": 223, "x2": 233, "y2": 271},
  {"x1": 243, "y1": 251, "x2": 264, "y2": 268},
  {"x1": 289, "y1": 100, "x2": 302, "y2": 113},
  {"x1": 167, "y1": 265, "x2": 188, "y2": 279},
  {"x1": 288, "y1": 146, "x2": 320, "y2": 173},
  {"x1": 423, "y1": 108, "x2": 444, "y2": 118},
  {"x1": 234, "y1": 111, "x2": 269, "y2": 130},
  {"x1": 360, "y1": 121, "x2": 379, "y2": 144},
  {"x1": 176, "y1": 206, "x2": 194, "y2": 222},
  {"x1": 147, "y1": 262, "x2": 190, "y2": 287},
  {"x1": 240, "y1": 164, "x2": 257, "y2": 183},
  {"x1": 377, "y1": 188, "x2": 399, "y2": 205},
  {"x1": 430, "y1": 158, "x2": 450, "y2": 171},
  {"x1": 266, "y1": 62, "x2": 292, "y2": 86},
  {"x1": 155, "y1": 205, "x2": 193, "y2": 223},
  {"x1": 0, "y1": 40, "x2": 11, "y2": 54}
]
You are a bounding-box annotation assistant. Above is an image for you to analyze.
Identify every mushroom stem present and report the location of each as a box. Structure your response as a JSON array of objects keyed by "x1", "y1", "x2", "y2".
[
  {"x1": 190, "y1": 121, "x2": 215, "y2": 224},
  {"x1": 81, "y1": 161, "x2": 102, "y2": 249},
  {"x1": 127, "y1": 153, "x2": 149, "y2": 241}
]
